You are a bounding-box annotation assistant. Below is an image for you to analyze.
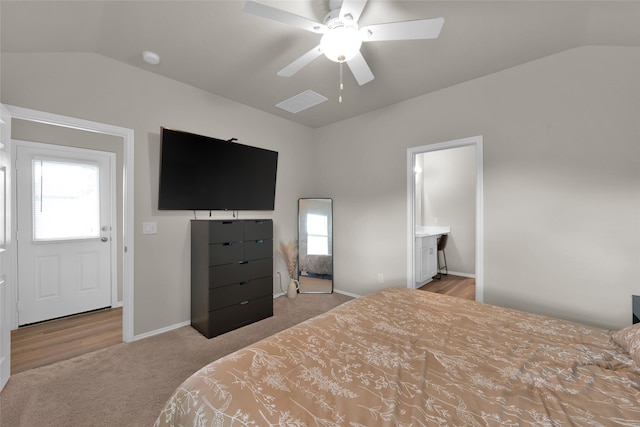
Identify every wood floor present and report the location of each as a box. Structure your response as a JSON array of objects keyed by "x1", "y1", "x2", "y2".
[
  {"x1": 418, "y1": 274, "x2": 475, "y2": 300},
  {"x1": 11, "y1": 307, "x2": 122, "y2": 374}
]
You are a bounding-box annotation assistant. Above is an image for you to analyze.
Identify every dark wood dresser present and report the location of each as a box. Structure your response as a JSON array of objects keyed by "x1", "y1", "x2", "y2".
[{"x1": 190, "y1": 219, "x2": 273, "y2": 338}]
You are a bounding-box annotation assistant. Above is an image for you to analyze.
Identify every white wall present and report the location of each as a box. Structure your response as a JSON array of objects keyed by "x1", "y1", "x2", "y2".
[
  {"x1": 312, "y1": 46, "x2": 640, "y2": 329},
  {"x1": 419, "y1": 146, "x2": 476, "y2": 275},
  {"x1": 1, "y1": 52, "x2": 315, "y2": 335}
]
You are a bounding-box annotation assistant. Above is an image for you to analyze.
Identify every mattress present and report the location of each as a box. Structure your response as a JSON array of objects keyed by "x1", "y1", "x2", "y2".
[{"x1": 155, "y1": 287, "x2": 640, "y2": 426}]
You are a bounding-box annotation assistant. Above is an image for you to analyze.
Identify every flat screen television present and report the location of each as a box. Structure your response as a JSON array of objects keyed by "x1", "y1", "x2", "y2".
[{"x1": 158, "y1": 127, "x2": 278, "y2": 210}]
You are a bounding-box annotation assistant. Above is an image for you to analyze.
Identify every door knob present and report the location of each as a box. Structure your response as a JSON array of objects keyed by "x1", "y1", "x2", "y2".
[{"x1": 101, "y1": 237, "x2": 109, "y2": 242}]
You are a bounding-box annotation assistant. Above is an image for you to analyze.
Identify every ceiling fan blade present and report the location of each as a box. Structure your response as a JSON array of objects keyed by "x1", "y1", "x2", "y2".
[
  {"x1": 346, "y1": 52, "x2": 374, "y2": 86},
  {"x1": 243, "y1": 0, "x2": 326, "y2": 34},
  {"x1": 339, "y1": 0, "x2": 368, "y2": 23},
  {"x1": 360, "y1": 17, "x2": 444, "y2": 42},
  {"x1": 277, "y1": 45, "x2": 324, "y2": 77}
]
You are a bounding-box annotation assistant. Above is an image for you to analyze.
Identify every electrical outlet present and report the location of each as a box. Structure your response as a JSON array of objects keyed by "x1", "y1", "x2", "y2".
[{"x1": 377, "y1": 273, "x2": 384, "y2": 283}]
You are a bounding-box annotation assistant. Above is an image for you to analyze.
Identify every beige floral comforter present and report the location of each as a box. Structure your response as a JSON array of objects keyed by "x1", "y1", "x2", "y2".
[{"x1": 155, "y1": 288, "x2": 640, "y2": 426}]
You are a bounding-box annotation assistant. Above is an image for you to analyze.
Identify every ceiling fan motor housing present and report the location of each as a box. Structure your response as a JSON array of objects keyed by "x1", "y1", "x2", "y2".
[{"x1": 324, "y1": 8, "x2": 356, "y2": 27}]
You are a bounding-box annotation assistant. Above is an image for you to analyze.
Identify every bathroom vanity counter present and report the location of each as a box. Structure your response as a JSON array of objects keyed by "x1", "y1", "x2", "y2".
[
  {"x1": 415, "y1": 226, "x2": 450, "y2": 286},
  {"x1": 416, "y1": 226, "x2": 450, "y2": 237}
]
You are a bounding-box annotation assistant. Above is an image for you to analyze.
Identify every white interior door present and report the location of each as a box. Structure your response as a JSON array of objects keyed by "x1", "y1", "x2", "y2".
[
  {"x1": 16, "y1": 142, "x2": 114, "y2": 326},
  {"x1": 0, "y1": 105, "x2": 13, "y2": 391}
]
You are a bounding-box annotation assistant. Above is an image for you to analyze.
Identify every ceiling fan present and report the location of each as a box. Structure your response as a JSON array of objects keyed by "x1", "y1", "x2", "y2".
[{"x1": 243, "y1": 0, "x2": 444, "y2": 96}]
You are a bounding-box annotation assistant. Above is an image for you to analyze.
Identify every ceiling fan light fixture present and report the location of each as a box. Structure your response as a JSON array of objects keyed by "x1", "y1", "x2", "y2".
[{"x1": 320, "y1": 26, "x2": 362, "y2": 62}]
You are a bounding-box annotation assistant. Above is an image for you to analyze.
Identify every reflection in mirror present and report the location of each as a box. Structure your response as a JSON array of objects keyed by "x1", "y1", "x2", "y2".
[{"x1": 298, "y1": 198, "x2": 333, "y2": 293}]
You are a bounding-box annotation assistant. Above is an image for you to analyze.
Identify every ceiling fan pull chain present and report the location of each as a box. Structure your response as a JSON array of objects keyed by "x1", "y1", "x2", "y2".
[{"x1": 338, "y1": 58, "x2": 345, "y2": 103}]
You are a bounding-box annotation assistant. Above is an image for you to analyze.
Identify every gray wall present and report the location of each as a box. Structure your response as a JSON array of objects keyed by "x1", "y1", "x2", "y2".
[
  {"x1": 2, "y1": 45, "x2": 639, "y2": 333},
  {"x1": 1, "y1": 52, "x2": 315, "y2": 336},
  {"x1": 312, "y1": 46, "x2": 640, "y2": 329},
  {"x1": 418, "y1": 145, "x2": 476, "y2": 276}
]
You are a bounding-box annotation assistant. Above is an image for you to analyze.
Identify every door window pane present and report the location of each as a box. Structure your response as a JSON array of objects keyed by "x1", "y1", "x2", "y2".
[{"x1": 33, "y1": 159, "x2": 100, "y2": 241}]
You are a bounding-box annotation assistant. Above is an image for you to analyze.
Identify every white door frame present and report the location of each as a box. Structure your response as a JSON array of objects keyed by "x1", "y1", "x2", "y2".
[
  {"x1": 5, "y1": 105, "x2": 135, "y2": 342},
  {"x1": 406, "y1": 135, "x2": 484, "y2": 301},
  {"x1": 0, "y1": 105, "x2": 13, "y2": 391}
]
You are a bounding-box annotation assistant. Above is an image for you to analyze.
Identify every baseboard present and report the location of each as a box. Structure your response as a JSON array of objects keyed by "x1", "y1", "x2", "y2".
[
  {"x1": 445, "y1": 271, "x2": 476, "y2": 279},
  {"x1": 274, "y1": 289, "x2": 362, "y2": 298},
  {"x1": 333, "y1": 288, "x2": 362, "y2": 298},
  {"x1": 131, "y1": 320, "x2": 191, "y2": 342}
]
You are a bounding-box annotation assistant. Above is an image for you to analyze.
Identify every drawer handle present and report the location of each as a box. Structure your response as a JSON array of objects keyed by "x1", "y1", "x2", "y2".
[
  {"x1": 222, "y1": 221, "x2": 233, "y2": 225},
  {"x1": 256, "y1": 240, "x2": 264, "y2": 243},
  {"x1": 222, "y1": 242, "x2": 234, "y2": 246},
  {"x1": 238, "y1": 261, "x2": 248, "y2": 265},
  {"x1": 239, "y1": 281, "x2": 249, "y2": 286},
  {"x1": 240, "y1": 300, "x2": 249, "y2": 305}
]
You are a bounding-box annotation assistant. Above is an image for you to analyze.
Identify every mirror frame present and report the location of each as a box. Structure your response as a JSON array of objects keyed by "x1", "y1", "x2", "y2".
[{"x1": 297, "y1": 198, "x2": 333, "y2": 294}]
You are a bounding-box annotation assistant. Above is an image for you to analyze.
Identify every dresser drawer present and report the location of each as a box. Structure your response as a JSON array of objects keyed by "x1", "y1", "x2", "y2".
[
  {"x1": 208, "y1": 221, "x2": 243, "y2": 243},
  {"x1": 244, "y1": 239, "x2": 272, "y2": 261},
  {"x1": 209, "y1": 258, "x2": 272, "y2": 287},
  {"x1": 207, "y1": 295, "x2": 273, "y2": 337},
  {"x1": 209, "y1": 241, "x2": 244, "y2": 266},
  {"x1": 209, "y1": 276, "x2": 272, "y2": 310},
  {"x1": 210, "y1": 240, "x2": 272, "y2": 265},
  {"x1": 245, "y1": 220, "x2": 273, "y2": 241}
]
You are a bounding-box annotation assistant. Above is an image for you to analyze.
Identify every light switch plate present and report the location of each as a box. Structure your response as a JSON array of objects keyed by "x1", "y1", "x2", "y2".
[{"x1": 143, "y1": 221, "x2": 157, "y2": 235}]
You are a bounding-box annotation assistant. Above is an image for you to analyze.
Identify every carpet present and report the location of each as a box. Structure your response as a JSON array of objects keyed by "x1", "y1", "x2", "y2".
[{"x1": 0, "y1": 292, "x2": 352, "y2": 426}]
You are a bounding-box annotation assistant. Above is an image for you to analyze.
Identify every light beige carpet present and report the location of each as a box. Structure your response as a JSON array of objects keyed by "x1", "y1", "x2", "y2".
[{"x1": 0, "y1": 292, "x2": 352, "y2": 427}]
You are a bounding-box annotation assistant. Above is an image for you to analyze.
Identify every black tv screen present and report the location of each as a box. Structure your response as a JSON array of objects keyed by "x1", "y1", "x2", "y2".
[{"x1": 158, "y1": 127, "x2": 278, "y2": 210}]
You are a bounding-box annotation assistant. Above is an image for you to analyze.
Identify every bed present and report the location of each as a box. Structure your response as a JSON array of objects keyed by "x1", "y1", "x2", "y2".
[
  {"x1": 300, "y1": 254, "x2": 333, "y2": 279},
  {"x1": 155, "y1": 288, "x2": 640, "y2": 426}
]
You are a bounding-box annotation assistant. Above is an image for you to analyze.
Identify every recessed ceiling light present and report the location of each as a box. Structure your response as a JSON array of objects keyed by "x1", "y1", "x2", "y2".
[{"x1": 142, "y1": 50, "x2": 160, "y2": 65}]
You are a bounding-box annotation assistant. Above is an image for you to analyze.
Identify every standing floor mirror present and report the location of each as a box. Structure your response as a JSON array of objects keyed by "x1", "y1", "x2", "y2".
[{"x1": 298, "y1": 198, "x2": 333, "y2": 293}]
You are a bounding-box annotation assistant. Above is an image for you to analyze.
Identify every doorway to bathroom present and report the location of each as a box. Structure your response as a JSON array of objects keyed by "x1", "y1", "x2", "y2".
[{"x1": 406, "y1": 136, "x2": 484, "y2": 301}]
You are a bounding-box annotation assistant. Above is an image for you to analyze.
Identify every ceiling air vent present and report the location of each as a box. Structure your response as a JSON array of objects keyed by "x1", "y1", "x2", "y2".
[{"x1": 276, "y1": 90, "x2": 327, "y2": 113}]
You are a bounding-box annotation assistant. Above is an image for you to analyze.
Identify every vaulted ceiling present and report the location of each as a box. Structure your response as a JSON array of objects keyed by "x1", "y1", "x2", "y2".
[{"x1": 2, "y1": 1, "x2": 639, "y2": 128}]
